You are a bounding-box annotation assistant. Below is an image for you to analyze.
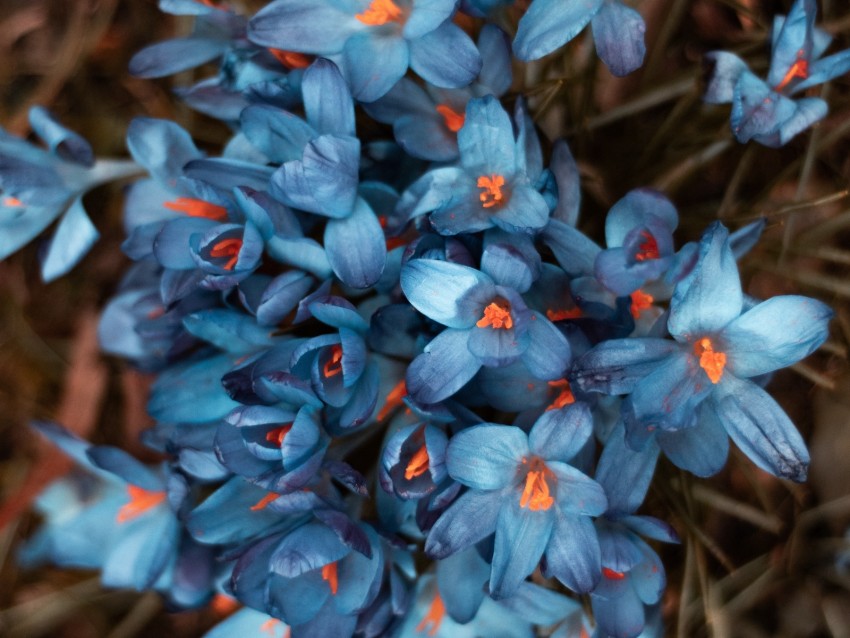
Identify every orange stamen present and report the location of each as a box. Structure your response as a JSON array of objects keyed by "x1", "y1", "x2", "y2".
[
  {"x1": 477, "y1": 174, "x2": 506, "y2": 208},
  {"x1": 602, "y1": 567, "x2": 626, "y2": 580},
  {"x1": 629, "y1": 290, "x2": 654, "y2": 320},
  {"x1": 519, "y1": 462, "x2": 555, "y2": 511},
  {"x1": 435, "y1": 104, "x2": 465, "y2": 133},
  {"x1": 476, "y1": 302, "x2": 513, "y2": 330},
  {"x1": 693, "y1": 337, "x2": 726, "y2": 384},
  {"x1": 211, "y1": 593, "x2": 240, "y2": 616},
  {"x1": 3, "y1": 196, "x2": 23, "y2": 207},
  {"x1": 116, "y1": 485, "x2": 166, "y2": 523},
  {"x1": 266, "y1": 424, "x2": 293, "y2": 447},
  {"x1": 404, "y1": 445, "x2": 430, "y2": 480},
  {"x1": 377, "y1": 380, "x2": 407, "y2": 422},
  {"x1": 634, "y1": 231, "x2": 659, "y2": 262},
  {"x1": 250, "y1": 492, "x2": 278, "y2": 511},
  {"x1": 355, "y1": 0, "x2": 402, "y2": 25},
  {"x1": 775, "y1": 56, "x2": 809, "y2": 92},
  {"x1": 323, "y1": 344, "x2": 343, "y2": 378},
  {"x1": 546, "y1": 307, "x2": 583, "y2": 322},
  {"x1": 163, "y1": 197, "x2": 228, "y2": 221},
  {"x1": 267, "y1": 48, "x2": 311, "y2": 69},
  {"x1": 415, "y1": 592, "x2": 446, "y2": 636},
  {"x1": 322, "y1": 561, "x2": 339, "y2": 595},
  {"x1": 546, "y1": 379, "x2": 575, "y2": 411},
  {"x1": 260, "y1": 618, "x2": 282, "y2": 636},
  {"x1": 210, "y1": 238, "x2": 242, "y2": 270}
]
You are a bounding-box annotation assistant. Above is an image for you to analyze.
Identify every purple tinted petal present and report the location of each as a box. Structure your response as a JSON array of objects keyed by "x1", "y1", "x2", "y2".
[
  {"x1": 590, "y1": 1, "x2": 646, "y2": 76},
  {"x1": 425, "y1": 489, "x2": 501, "y2": 558},
  {"x1": 408, "y1": 21, "x2": 482, "y2": 89},
  {"x1": 514, "y1": 0, "x2": 602, "y2": 61},
  {"x1": 544, "y1": 512, "x2": 600, "y2": 593},
  {"x1": 571, "y1": 337, "x2": 679, "y2": 395},
  {"x1": 324, "y1": 200, "x2": 386, "y2": 288},
  {"x1": 342, "y1": 32, "x2": 410, "y2": 103},
  {"x1": 248, "y1": 0, "x2": 361, "y2": 55},
  {"x1": 490, "y1": 498, "x2": 554, "y2": 598},
  {"x1": 529, "y1": 402, "x2": 593, "y2": 462}
]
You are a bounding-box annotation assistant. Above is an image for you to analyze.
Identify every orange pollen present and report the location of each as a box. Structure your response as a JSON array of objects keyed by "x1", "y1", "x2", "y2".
[
  {"x1": 519, "y1": 465, "x2": 555, "y2": 512},
  {"x1": 163, "y1": 197, "x2": 227, "y2": 221},
  {"x1": 694, "y1": 337, "x2": 726, "y2": 384},
  {"x1": 546, "y1": 307, "x2": 583, "y2": 321},
  {"x1": 377, "y1": 380, "x2": 407, "y2": 422},
  {"x1": 259, "y1": 618, "x2": 282, "y2": 636},
  {"x1": 546, "y1": 379, "x2": 575, "y2": 411},
  {"x1": 355, "y1": 0, "x2": 402, "y2": 25},
  {"x1": 323, "y1": 344, "x2": 344, "y2": 378},
  {"x1": 266, "y1": 424, "x2": 293, "y2": 447},
  {"x1": 267, "y1": 48, "x2": 311, "y2": 69},
  {"x1": 415, "y1": 592, "x2": 446, "y2": 636},
  {"x1": 602, "y1": 567, "x2": 626, "y2": 580},
  {"x1": 476, "y1": 302, "x2": 513, "y2": 330},
  {"x1": 250, "y1": 492, "x2": 279, "y2": 511},
  {"x1": 211, "y1": 593, "x2": 240, "y2": 616},
  {"x1": 210, "y1": 238, "x2": 243, "y2": 270},
  {"x1": 3, "y1": 196, "x2": 23, "y2": 207},
  {"x1": 629, "y1": 290, "x2": 654, "y2": 319},
  {"x1": 477, "y1": 174, "x2": 506, "y2": 208},
  {"x1": 775, "y1": 57, "x2": 809, "y2": 92},
  {"x1": 404, "y1": 445, "x2": 430, "y2": 480},
  {"x1": 634, "y1": 231, "x2": 659, "y2": 262},
  {"x1": 322, "y1": 562, "x2": 339, "y2": 595},
  {"x1": 435, "y1": 104, "x2": 465, "y2": 133},
  {"x1": 116, "y1": 485, "x2": 166, "y2": 523}
]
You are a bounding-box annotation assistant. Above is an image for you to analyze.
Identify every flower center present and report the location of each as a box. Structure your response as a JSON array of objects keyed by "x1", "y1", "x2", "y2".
[
  {"x1": 630, "y1": 290, "x2": 654, "y2": 319},
  {"x1": 634, "y1": 231, "x2": 659, "y2": 262},
  {"x1": 415, "y1": 592, "x2": 446, "y2": 636},
  {"x1": 3, "y1": 196, "x2": 23, "y2": 208},
  {"x1": 775, "y1": 50, "x2": 809, "y2": 92},
  {"x1": 477, "y1": 174, "x2": 506, "y2": 208},
  {"x1": 602, "y1": 567, "x2": 626, "y2": 580},
  {"x1": 209, "y1": 238, "x2": 242, "y2": 270},
  {"x1": 356, "y1": 0, "x2": 402, "y2": 25},
  {"x1": 267, "y1": 48, "x2": 311, "y2": 69},
  {"x1": 694, "y1": 337, "x2": 726, "y2": 384},
  {"x1": 116, "y1": 485, "x2": 166, "y2": 523},
  {"x1": 322, "y1": 561, "x2": 339, "y2": 595},
  {"x1": 164, "y1": 197, "x2": 227, "y2": 221},
  {"x1": 519, "y1": 458, "x2": 555, "y2": 511},
  {"x1": 404, "y1": 444, "x2": 430, "y2": 480},
  {"x1": 546, "y1": 379, "x2": 575, "y2": 411},
  {"x1": 476, "y1": 302, "x2": 513, "y2": 330},
  {"x1": 435, "y1": 104, "x2": 465, "y2": 132},
  {"x1": 265, "y1": 424, "x2": 293, "y2": 447},
  {"x1": 323, "y1": 344, "x2": 344, "y2": 378}
]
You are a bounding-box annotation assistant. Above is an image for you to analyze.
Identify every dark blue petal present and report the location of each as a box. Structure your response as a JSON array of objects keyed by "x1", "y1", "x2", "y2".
[
  {"x1": 513, "y1": 0, "x2": 602, "y2": 61},
  {"x1": 550, "y1": 140, "x2": 580, "y2": 225},
  {"x1": 656, "y1": 404, "x2": 728, "y2": 478},
  {"x1": 257, "y1": 271, "x2": 315, "y2": 326},
  {"x1": 248, "y1": 0, "x2": 361, "y2": 55},
  {"x1": 447, "y1": 424, "x2": 528, "y2": 490},
  {"x1": 571, "y1": 338, "x2": 679, "y2": 395},
  {"x1": 303, "y1": 58, "x2": 355, "y2": 136},
  {"x1": 407, "y1": 329, "x2": 482, "y2": 403},
  {"x1": 241, "y1": 105, "x2": 317, "y2": 164},
  {"x1": 436, "y1": 547, "x2": 489, "y2": 623},
  {"x1": 425, "y1": 489, "x2": 501, "y2": 558},
  {"x1": 270, "y1": 522, "x2": 349, "y2": 578},
  {"x1": 148, "y1": 354, "x2": 241, "y2": 422},
  {"x1": 520, "y1": 312, "x2": 571, "y2": 381},
  {"x1": 188, "y1": 478, "x2": 287, "y2": 544},
  {"x1": 267, "y1": 236, "x2": 333, "y2": 279},
  {"x1": 342, "y1": 33, "x2": 410, "y2": 103},
  {"x1": 590, "y1": 1, "x2": 646, "y2": 76},
  {"x1": 548, "y1": 461, "x2": 607, "y2": 516},
  {"x1": 541, "y1": 218, "x2": 601, "y2": 276},
  {"x1": 477, "y1": 24, "x2": 513, "y2": 96},
  {"x1": 29, "y1": 106, "x2": 94, "y2": 166},
  {"x1": 730, "y1": 72, "x2": 797, "y2": 144},
  {"x1": 408, "y1": 21, "x2": 482, "y2": 89},
  {"x1": 126, "y1": 117, "x2": 202, "y2": 184},
  {"x1": 591, "y1": 581, "x2": 645, "y2": 638},
  {"x1": 714, "y1": 375, "x2": 809, "y2": 482},
  {"x1": 596, "y1": 424, "x2": 659, "y2": 515},
  {"x1": 324, "y1": 199, "x2": 386, "y2": 288},
  {"x1": 183, "y1": 309, "x2": 276, "y2": 353},
  {"x1": 544, "y1": 512, "x2": 601, "y2": 593},
  {"x1": 490, "y1": 185, "x2": 551, "y2": 235},
  {"x1": 129, "y1": 37, "x2": 228, "y2": 79},
  {"x1": 102, "y1": 513, "x2": 179, "y2": 590},
  {"x1": 490, "y1": 498, "x2": 554, "y2": 598},
  {"x1": 86, "y1": 446, "x2": 163, "y2": 491},
  {"x1": 40, "y1": 197, "x2": 99, "y2": 282},
  {"x1": 529, "y1": 403, "x2": 593, "y2": 462},
  {"x1": 729, "y1": 218, "x2": 765, "y2": 259}
]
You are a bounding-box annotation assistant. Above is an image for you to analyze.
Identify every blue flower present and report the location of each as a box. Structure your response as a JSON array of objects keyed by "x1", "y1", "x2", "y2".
[
  {"x1": 514, "y1": 0, "x2": 646, "y2": 76},
  {"x1": 574, "y1": 222, "x2": 832, "y2": 481},
  {"x1": 705, "y1": 0, "x2": 850, "y2": 146},
  {"x1": 425, "y1": 412, "x2": 606, "y2": 598},
  {"x1": 397, "y1": 96, "x2": 551, "y2": 236},
  {"x1": 248, "y1": 0, "x2": 482, "y2": 102}
]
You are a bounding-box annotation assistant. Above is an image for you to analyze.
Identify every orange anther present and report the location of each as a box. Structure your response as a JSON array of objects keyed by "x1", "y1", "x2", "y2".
[
  {"x1": 322, "y1": 561, "x2": 339, "y2": 595},
  {"x1": 477, "y1": 174, "x2": 506, "y2": 208},
  {"x1": 116, "y1": 485, "x2": 166, "y2": 523},
  {"x1": 355, "y1": 0, "x2": 402, "y2": 25},
  {"x1": 519, "y1": 462, "x2": 555, "y2": 511},
  {"x1": 634, "y1": 231, "x2": 659, "y2": 262},
  {"x1": 602, "y1": 567, "x2": 626, "y2": 580},
  {"x1": 265, "y1": 424, "x2": 293, "y2": 447},
  {"x1": 250, "y1": 492, "x2": 278, "y2": 511},
  {"x1": 163, "y1": 197, "x2": 228, "y2": 221},
  {"x1": 546, "y1": 379, "x2": 575, "y2": 411},
  {"x1": 404, "y1": 445, "x2": 430, "y2": 480},
  {"x1": 260, "y1": 618, "x2": 282, "y2": 636},
  {"x1": 629, "y1": 290, "x2": 654, "y2": 319},
  {"x1": 546, "y1": 307, "x2": 583, "y2": 321},
  {"x1": 211, "y1": 593, "x2": 240, "y2": 616},
  {"x1": 267, "y1": 48, "x2": 311, "y2": 69},
  {"x1": 415, "y1": 591, "x2": 446, "y2": 636},
  {"x1": 476, "y1": 302, "x2": 513, "y2": 330},
  {"x1": 435, "y1": 104, "x2": 465, "y2": 132},
  {"x1": 323, "y1": 344, "x2": 343, "y2": 378},
  {"x1": 775, "y1": 55, "x2": 809, "y2": 92},
  {"x1": 377, "y1": 380, "x2": 407, "y2": 422},
  {"x1": 693, "y1": 337, "x2": 726, "y2": 384},
  {"x1": 209, "y1": 238, "x2": 243, "y2": 270},
  {"x1": 3, "y1": 196, "x2": 23, "y2": 207}
]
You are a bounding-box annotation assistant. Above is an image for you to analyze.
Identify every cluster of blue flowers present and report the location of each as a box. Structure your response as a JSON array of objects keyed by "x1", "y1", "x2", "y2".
[{"x1": 4, "y1": 0, "x2": 845, "y2": 636}]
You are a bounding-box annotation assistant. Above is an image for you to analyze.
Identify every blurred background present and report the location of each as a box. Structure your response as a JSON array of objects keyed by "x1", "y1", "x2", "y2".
[{"x1": 0, "y1": 0, "x2": 849, "y2": 636}]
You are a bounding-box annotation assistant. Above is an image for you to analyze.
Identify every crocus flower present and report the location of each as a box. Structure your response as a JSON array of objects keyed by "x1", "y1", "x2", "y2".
[
  {"x1": 573, "y1": 222, "x2": 832, "y2": 481},
  {"x1": 248, "y1": 0, "x2": 482, "y2": 102},
  {"x1": 513, "y1": 0, "x2": 646, "y2": 76},
  {"x1": 704, "y1": 0, "x2": 850, "y2": 146},
  {"x1": 425, "y1": 412, "x2": 607, "y2": 598}
]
